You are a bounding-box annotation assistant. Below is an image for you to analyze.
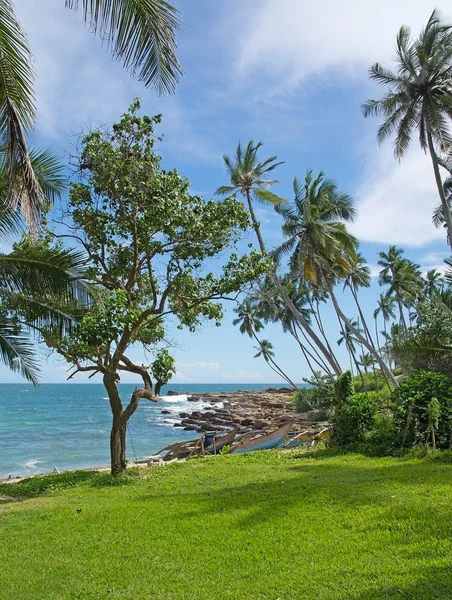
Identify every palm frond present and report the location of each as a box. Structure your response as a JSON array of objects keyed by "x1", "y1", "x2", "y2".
[
  {"x1": 65, "y1": 0, "x2": 183, "y2": 95},
  {"x1": 253, "y1": 189, "x2": 286, "y2": 206},
  {"x1": 0, "y1": 320, "x2": 39, "y2": 384}
]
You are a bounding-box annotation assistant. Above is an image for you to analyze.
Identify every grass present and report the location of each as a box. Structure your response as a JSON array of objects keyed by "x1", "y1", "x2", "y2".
[{"x1": 1, "y1": 449, "x2": 452, "y2": 599}]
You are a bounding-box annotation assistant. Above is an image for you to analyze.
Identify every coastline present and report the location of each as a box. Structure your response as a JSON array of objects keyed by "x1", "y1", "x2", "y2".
[{"x1": 1, "y1": 386, "x2": 328, "y2": 484}]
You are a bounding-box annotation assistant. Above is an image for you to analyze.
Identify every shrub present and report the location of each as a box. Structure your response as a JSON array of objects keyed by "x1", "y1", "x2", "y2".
[
  {"x1": 393, "y1": 370, "x2": 452, "y2": 449},
  {"x1": 299, "y1": 373, "x2": 336, "y2": 410},
  {"x1": 294, "y1": 389, "x2": 314, "y2": 413},
  {"x1": 334, "y1": 371, "x2": 353, "y2": 407},
  {"x1": 332, "y1": 392, "x2": 377, "y2": 446}
]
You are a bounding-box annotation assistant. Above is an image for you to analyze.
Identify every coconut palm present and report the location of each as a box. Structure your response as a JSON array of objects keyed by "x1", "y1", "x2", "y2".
[
  {"x1": 358, "y1": 352, "x2": 375, "y2": 374},
  {"x1": 344, "y1": 251, "x2": 376, "y2": 348},
  {"x1": 274, "y1": 170, "x2": 398, "y2": 387},
  {"x1": 217, "y1": 145, "x2": 342, "y2": 376},
  {"x1": 0, "y1": 242, "x2": 87, "y2": 383},
  {"x1": 374, "y1": 293, "x2": 397, "y2": 345},
  {"x1": 423, "y1": 269, "x2": 444, "y2": 297},
  {"x1": 0, "y1": 0, "x2": 182, "y2": 232},
  {"x1": 232, "y1": 300, "x2": 264, "y2": 341},
  {"x1": 362, "y1": 10, "x2": 452, "y2": 252},
  {"x1": 252, "y1": 339, "x2": 298, "y2": 389},
  {"x1": 378, "y1": 247, "x2": 422, "y2": 331}
]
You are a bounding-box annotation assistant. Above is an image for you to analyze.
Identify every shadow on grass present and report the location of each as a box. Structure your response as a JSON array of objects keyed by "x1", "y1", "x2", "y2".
[{"x1": 0, "y1": 469, "x2": 138, "y2": 500}]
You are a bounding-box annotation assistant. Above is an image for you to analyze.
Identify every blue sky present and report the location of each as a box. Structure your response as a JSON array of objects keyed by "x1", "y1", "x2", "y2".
[{"x1": 1, "y1": 0, "x2": 451, "y2": 384}]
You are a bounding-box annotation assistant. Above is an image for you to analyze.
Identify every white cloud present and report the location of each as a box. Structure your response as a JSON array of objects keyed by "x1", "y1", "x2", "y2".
[
  {"x1": 235, "y1": 0, "x2": 443, "y2": 90},
  {"x1": 350, "y1": 144, "x2": 445, "y2": 247},
  {"x1": 178, "y1": 362, "x2": 219, "y2": 371},
  {"x1": 221, "y1": 370, "x2": 264, "y2": 382}
]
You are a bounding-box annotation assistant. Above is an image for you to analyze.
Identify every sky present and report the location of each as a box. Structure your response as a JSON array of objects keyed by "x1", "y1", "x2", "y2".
[{"x1": 1, "y1": 0, "x2": 451, "y2": 384}]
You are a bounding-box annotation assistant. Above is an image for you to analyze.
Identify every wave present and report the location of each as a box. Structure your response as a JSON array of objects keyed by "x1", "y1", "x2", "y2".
[{"x1": 22, "y1": 459, "x2": 42, "y2": 469}]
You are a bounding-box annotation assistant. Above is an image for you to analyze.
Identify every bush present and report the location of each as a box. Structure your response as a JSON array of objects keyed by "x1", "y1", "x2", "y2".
[
  {"x1": 298, "y1": 373, "x2": 336, "y2": 411},
  {"x1": 332, "y1": 392, "x2": 377, "y2": 446},
  {"x1": 294, "y1": 389, "x2": 314, "y2": 413},
  {"x1": 393, "y1": 370, "x2": 452, "y2": 449},
  {"x1": 334, "y1": 371, "x2": 353, "y2": 406}
]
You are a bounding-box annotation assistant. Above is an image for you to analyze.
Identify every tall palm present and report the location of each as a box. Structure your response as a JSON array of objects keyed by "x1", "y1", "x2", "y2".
[
  {"x1": 378, "y1": 247, "x2": 422, "y2": 332},
  {"x1": 253, "y1": 339, "x2": 298, "y2": 389},
  {"x1": 0, "y1": 0, "x2": 182, "y2": 231},
  {"x1": 344, "y1": 251, "x2": 375, "y2": 348},
  {"x1": 217, "y1": 145, "x2": 342, "y2": 376},
  {"x1": 216, "y1": 141, "x2": 285, "y2": 252},
  {"x1": 374, "y1": 293, "x2": 397, "y2": 347},
  {"x1": 362, "y1": 10, "x2": 452, "y2": 252},
  {"x1": 274, "y1": 170, "x2": 398, "y2": 387},
  {"x1": 423, "y1": 269, "x2": 444, "y2": 297},
  {"x1": 232, "y1": 300, "x2": 264, "y2": 341}
]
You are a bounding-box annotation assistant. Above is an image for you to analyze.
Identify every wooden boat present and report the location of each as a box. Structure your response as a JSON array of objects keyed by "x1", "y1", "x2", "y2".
[
  {"x1": 229, "y1": 421, "x2": 293, "y2": 454},
  {"x1": 204, "y1": 428, "x2": 237, "y2": 454},
  {"x1": 284, "y1": 427, "x2": 330, "y2": 449}
]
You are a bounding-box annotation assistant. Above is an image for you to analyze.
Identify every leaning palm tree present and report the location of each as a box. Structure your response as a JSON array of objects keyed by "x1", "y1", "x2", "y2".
[
  {"x1": 362, "y1": 10, "x2": 452, "y2": 252},
  {"x1": 232, "y1": 300, "x2": 264, "y2": 341},
  {"x1": 273, "y1": 170, "x2": 398, "y2": 388},
  {"x1": 0, "y1": 0, "x2": 182, "y2": 232},
  {"x1": 252, "y1": 339, "x2": 298, "y2": 389},
  {"x1": 217, "y1": 144, "x2": 342, "y2": 376}
]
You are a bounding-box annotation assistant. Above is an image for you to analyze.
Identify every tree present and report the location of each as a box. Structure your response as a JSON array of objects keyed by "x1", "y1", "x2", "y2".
[
  {"x1": 27, "y1": 103, "x2": 266, "y2": 475},
  {"x1": 423, "y1": 269, "x2": 444, "y2": 298},
  {"x1": 274, "y1": 170, "x2": 398, "y2": 387},
  {"x1": 232, "y1": 299, "x2": 264, "y2": 339},
  {"x1": 217, "y1": 143, "x2": 342, "y2": 376},
  {"x1": 0, "y1": 0, "x2": 182, "y2": 232},
  {"x1": 378, "y1": 246, "x2": 421, "y2": 332},
  {"x1": 0, "y1": 149, "x2": 85, "y2": 382},
  {"x1": 362, "y1": 10, "x2": 452, "y2": 252},
  {"x1": 252, "y1": 339, "x2": 298, "y2": 389}
]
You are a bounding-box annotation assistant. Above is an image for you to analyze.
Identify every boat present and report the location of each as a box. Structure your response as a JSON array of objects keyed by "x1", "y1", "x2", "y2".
[
  {"x1": 229, "y1": 421, "x2": 293, "y2": 454},
  {"x1": 204, "y1": 428, "x2": 237, "y2": 454},
  {"x1": 284, "y1": 427, "x2": 330, "y2": 449}
]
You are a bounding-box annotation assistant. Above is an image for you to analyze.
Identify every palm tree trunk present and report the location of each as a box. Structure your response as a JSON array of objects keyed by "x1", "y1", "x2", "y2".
[
  {"x1": 251, "y1": 330, "x2": 299, "y2": 390},
  {"x1": 290, "y1": 325, "x2": 332, "y2": 377},
  {"x1": 351, "y1": 287, "x2": 376, "y2": 349},
  {"x1": 427, "y1": 130, "x2": 452, "y2": 254},
  {"x1": 296, "y1": 325, "x2": 334, "y2": 375},
  {"x1": 328, "y1": 284, "x2": 398, "y2": 388},
  {"x1": 245, "y1": 190, "x2": 342, "y2": 376},
  {"x1": 309, "y1": 296, "x2": 339, "y2": 363}
]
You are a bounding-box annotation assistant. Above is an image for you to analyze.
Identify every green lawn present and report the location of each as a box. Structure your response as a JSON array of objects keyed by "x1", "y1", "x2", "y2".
[{"x1": 1, "y1": 450, "x2": 452, "y2": 599}]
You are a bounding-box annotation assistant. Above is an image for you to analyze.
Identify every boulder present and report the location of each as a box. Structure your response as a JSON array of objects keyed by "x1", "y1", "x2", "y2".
[
  {"x1": 161, "y1": 410, "x2": 171, "y2": 415},
  {"x1": 253, "y1": 419, "x2": 270, "y2": 430}
]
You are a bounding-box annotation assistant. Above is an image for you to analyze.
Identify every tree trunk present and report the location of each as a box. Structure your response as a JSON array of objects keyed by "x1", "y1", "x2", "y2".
[
  {"x1": 427, "y1": 130, "x2": 452, "y2": 254},
  {"x1": 328, "y1": 284, "x2": 398, "y2": 388},
  {"x1": 104, "y1": 373, "x2": 127, "y2": 475},
  {"x1": 245, "y1": 190, "x2": 342, "y2": 375}
]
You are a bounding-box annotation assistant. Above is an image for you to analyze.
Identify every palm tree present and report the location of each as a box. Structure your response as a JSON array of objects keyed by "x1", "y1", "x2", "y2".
[
  {"x1": 217, "y1": 145, "x2": 342, "y2": 376},
  {"x1": 337, "y1": 318, "x2": 359, "y2": 376},
  {"x1": 344, "y1": 251, "x2": 375, "y2": 347},
  {"x1": 274, "y1": 170, "x2": 398, "y2": 388},
  {"x1": 0, "y1": 242, "x2": 86, "y2": 383},
  {"x1": 216, "y1": 141, "x2": 285, "y2": 252},
  {"x1": 359, "y1": 352, "x2": 375, "y2": 374},
  {"x1": 252, "y1": 339, "x2": 298, "y2": 389},
  {"x1": 0, "y1": 0, "x2": 182, "y2": 232},
  {"x1": 378, "y1": 247, "x2": 422, "y2": 332},
  {"x1": 423, "y1": 269, "x2": 444, "y2": 297},
  {"x1": 232, "y1": 300, "x2": 264, "y2": 341},
  {"x1": 374, "y1": 293, "x2": 396, "y2": 347},
  {"x1": 362, "y1": 10, "x2": 452, "y2": 252}
]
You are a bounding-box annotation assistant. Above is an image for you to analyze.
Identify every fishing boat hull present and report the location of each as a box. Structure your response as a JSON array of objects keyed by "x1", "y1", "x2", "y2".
[{"x1": 230, "y1": 421, "x2": 292, "y2": 454}]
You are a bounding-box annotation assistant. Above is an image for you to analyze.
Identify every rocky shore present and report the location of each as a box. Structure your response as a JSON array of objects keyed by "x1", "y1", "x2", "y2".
[{"x1": 165, "y1": 387, "x2": 328, "y2": 435}]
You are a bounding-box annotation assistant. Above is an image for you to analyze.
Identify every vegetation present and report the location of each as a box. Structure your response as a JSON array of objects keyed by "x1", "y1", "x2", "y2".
[
  {"x1": 2, "y1": 451, "x2": 452, "y2": 599},
  {"x1": 0, "y1": 0, "x2": 182, "y2": 232},
  {"x1": 14, "y1": 102, "x2": 267, "y2": 475},
  {"x1": 393, "y1": 371, "x2": 452, "y2": 449}
]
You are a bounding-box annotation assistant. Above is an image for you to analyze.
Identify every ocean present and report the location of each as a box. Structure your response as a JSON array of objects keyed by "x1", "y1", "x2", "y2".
[{"x1": 0, "y1": 383, "x2": 288, "y2": 478}]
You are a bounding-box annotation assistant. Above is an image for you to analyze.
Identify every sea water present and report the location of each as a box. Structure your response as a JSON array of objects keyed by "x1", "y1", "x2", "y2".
[{"x1": 0, "y1": 383, "x2": 286, "y2": 478}]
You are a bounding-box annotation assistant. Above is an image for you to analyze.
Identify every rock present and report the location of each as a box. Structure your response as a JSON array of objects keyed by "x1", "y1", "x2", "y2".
[
  {"x1": 187, "y1": 395, "x2": 201, "y2": 402},
  {"x1": 161, "y1": 410, "x2": 171, "y2": 415},
  {"x1": 179, "y1": 412, "x2": 189, "y2": 418},
  {"x1": 173, "y1": 423, "x2": 184, "y2": 428},
  {"x1": 253, "y1": 419, "x2": 270, "y2": 430},
  {"x1": 166, "y1": 390, "x2": 181, "y2": 396}
]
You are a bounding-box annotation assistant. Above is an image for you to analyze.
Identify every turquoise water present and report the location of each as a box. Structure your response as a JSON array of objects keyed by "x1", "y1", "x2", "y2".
[{"x1": 0, "y1": 383, "x2": 287, "y2": 478}]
